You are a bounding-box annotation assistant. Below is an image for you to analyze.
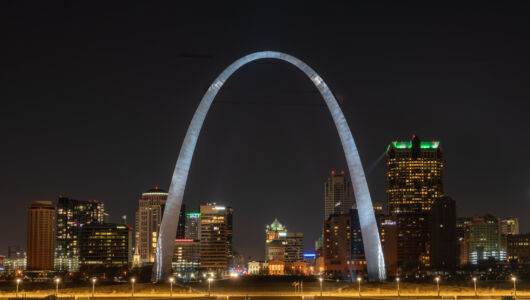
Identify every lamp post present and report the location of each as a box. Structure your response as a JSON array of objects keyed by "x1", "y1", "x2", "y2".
[
  {"x1": 435, "y1": 276, "x2": 440, "y2": 297},
  {"x1": 169, "y1": 277, "x2": 174, "y2": 297},
  {"x1": 396, "y1": 277, "x2": 400, "y2": 297},
  {"x1": 512, "y1": 276, "x2": 517, "y2": 297},
  {"x1": 55, "y1": 278, "x2": 60, "y2": 297},
  {"x1": 16, "y1": 278, "x2": 21, "y2": 298},
  {"x1": 472, "y1": 277, "x2": 477, "y2": 297},
  {"x1": 207, "y1": 277, "x2": 213, "y2": 296},
  {"x1": 131, "y1": 278, "x2": 135, "y2": 297},
  {"x1": 92, "y1": 278, "x2": 96, "y2": 299},
  {"x1": 357, "y1": 276, "x2": 362, "y2": 297},
  {"x1": 319, "y1": 277, "x2": 323, "y2": 297}
]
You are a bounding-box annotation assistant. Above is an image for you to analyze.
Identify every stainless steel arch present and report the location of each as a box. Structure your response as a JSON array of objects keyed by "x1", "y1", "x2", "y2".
[{"x1": 154, "y1": 51, "x2": 386, "y2": 281}]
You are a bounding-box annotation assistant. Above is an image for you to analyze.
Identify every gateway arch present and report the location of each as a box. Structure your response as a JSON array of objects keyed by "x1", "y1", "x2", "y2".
[{"x1": 154, "y1": 51, "x2": 386, "y2": 281}]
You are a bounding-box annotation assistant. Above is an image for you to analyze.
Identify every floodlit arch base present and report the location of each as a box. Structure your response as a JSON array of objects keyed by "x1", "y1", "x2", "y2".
[{"x1": 153, "y1": 51, "x2": 386, "y2": 281}]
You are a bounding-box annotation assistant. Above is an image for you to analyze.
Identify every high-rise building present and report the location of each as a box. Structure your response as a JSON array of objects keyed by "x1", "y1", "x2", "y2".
[
  {"x1": 500, "y1": 218, "x2": 520, "y2": 235},
  {"x1": 135, "y1": 187, "x2": 168, "y2": 264},
  {"x1": 78, "y1": 223, "x2": 132, "y2": 267},
  {"x1": 176, "y1": 204, "x2": 187, "y2": 239},
  {"x1": 324, "y1": 170, "x2": 352, "y2": 220},
  {"x1": 506, "y1": 234, "x2": 530, "y2": 263},
  {"x1": 55, "y1": 196, "x2": 105, "y2": 271},
  {"x1": 463, "y1": 215, "x2": 504, "y2": 264},
  {"x1": 199, "y1": 204, "x2": 232, "y2": 274},
  {"x1": 456, "y1": 217, "x2": 472, "y2": 265},
  {"x1": 429, "y1": 196, "x2": 457, "y2": 267},
  {"x1": 265, "y1": 219, "x2": 287, "y2": 261},
  {"x1": 27, "y1": 201, "x2": 55, "y2": 271},
  {"x1": 185, "y1": 212, "x2": 201, "y2": 240},
  {"x1": 172, "y1": 239, "x2": 200, "y2": 280},
  {"x1": 285, "y1": 233, "x2": 304, "y2": 263},
  {"x1": 323, "y1": 209, "x2": 365, "y2": 279},
  {"x1": 386, "y1": 135, "x2": 443, "y2": 265}
]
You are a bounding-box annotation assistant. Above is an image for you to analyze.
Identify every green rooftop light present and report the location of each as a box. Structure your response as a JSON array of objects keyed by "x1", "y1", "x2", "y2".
[
  {"x1": 186, "y1": 213, "x2": 201, "y2": 217},
  {"x1": 390, "y1": 141, "x2": 439, "y2": 150}
]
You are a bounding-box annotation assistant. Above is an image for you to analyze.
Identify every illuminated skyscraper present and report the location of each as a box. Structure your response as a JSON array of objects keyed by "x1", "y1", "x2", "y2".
[
  {"x1": 185, "y1": 212, "x2": 201, "y2": 240},
  {"x1": 386, "y1": 135, "x2": 443, "y2": 265},
  {"x1": 285, "y1": 233, "x2": 304, "y2": 263},
  {"x1": 55, "y1": 196, "x2": 105, "y2": 271},
  {"x1": 27, "y1": 201, "x2": 55, "y2": 271},
  {"x1": 463, "y1": 215, "x2": 504, "y2": 264},
  {"x1": 265, "y1": 219, "x2": 287, "y2": 261},
  {"x1": 199, "y1": 204, "x2": 232, "y2": 274},
  {"x1": 500, "y1": 217, "x2": 520, "y2": 235},
  {"x1": 324, "y1": 170, "x2": 352, "y2": 220},
  {"x1": 78, "y1": 223, "x2": 132, "y2": 267},
  {"x1": 135, "y1": 187, "x2": 168, "y2": 264}
]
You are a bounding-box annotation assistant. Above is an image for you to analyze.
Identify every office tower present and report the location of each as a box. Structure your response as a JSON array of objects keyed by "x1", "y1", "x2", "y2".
[
  {"x1": 176, "y1": 204, "x2": 186, "y2": 239},
  {"x1": 429, "y1": 196, "x2": 457, "y2": 267},
  {"x1": 506, "y1": 234, "x2": 530, "y2": 263},
  {"x1": 378, "y1": 215, "x2": 398, "y2": 276},
  {"x1": 199, "y1": 204, "x2": 232, "y2": 274},
  {"x1": 463, "y1": 215, "x2": 503, "y2": 264},
  {"x1": 135, "y1": 187, "x2": 168, "y2": 264},
  {"x1": 265, "y1": 219, "x2": 287, "y2": 261},
  {"x1": 226, "y1": 207, "x2": 233, "y2": 260},
  {"x1": 185, "y1": 212, "x2": 201, "y2": 240},
  {"x1": 500, "y1": 218, "x2": 520, "y2": 235},
  {"x1": 78, "y1": 223, "x2": 132, "y2": 267},
  {"x1": 456, "y1": 217, "x2": 472, "y2": 265},
  {"x1": 3, "y1": 251, "x2": 26, "y2": 271},
  {"x1": 55, "y1": 196, "x2": 105, "y2": 271},
  {"x1": 386, "y1": 135, "x2": 443, "y2": 265},
  {"x1": 172, "y1": 239, "x2": 200, "y2": 280},
  {"x1": 323, "y1": 209, "x2": 366, "y2": 279},
  {"x1": 324, "y1": 170, "x2": 352, "y2": 219},
  {"x1": 285, "y1": 233, "x2": 304, "y2": 262},
  {"x1": 27, "y1": 201, "x2": 55, "y2": 271}
]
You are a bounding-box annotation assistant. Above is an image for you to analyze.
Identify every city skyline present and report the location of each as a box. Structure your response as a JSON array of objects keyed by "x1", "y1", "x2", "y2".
[{"x1": 1, "y1": 2, "x2": 530, "y2": 263}]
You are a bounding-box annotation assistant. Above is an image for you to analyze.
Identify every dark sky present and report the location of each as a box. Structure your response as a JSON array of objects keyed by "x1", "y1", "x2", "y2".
[{"x1": 1, "y1": 2, "x2": 529, "y2": 260}]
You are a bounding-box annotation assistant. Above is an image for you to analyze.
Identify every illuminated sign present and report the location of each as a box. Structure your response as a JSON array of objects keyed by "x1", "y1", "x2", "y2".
[
  {"x1": 279, "y1": 232, "x2": 287, "y2": 237},
  {"x1": 174, "y1": 239, "x2": 194, "y2": 243},
  {"x1": 187, "y1": 213, "x2": 201, "y2": 218},
  {"x1": 382, "y1": 221, "x2": 397, "y2": 226},
  {"x1": 214, "y1": 206, "x2": 226, "y2": 210},
  {"x1": 303, "y1": 253, "x2": 316, "y2": 258}
]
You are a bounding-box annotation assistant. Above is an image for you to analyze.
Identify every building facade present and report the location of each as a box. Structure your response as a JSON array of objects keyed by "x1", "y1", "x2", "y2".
[
  {"x1": 285, "y1": 232, "x2": 304, "y2": 263},
  {"x1": 185, "y1": 212, "x2": 201, "y2": 240},
  {"x1": 324, "y1": 171, "x2": 352, "y2": 220},
  {"x1": 507, "y1": 234, "x2": 530, "y2": 263},
  {"x1": 463, "y1": 215, "x2": 503, "y2": 264},
  {"x1": 55, "y1": 196, "x2": 105, "y2": 271},
  {"x1": 199, "y1": 204, "x2": 232, "y2": 275},
  {"x1": 78, "y1": 223, "x2": 132, "y2": 267},
  {"x1": 500, "y1": 218, "x2": 520, "y2": 235},
  {"x1": 172, "y1": 239, "x2": 200, "y2": 280},
  {"x1": 386, "y1": 135, "x2": 443, "y2": 266},
  {"x1": 429, "y1": 196, "x2": 457, "y2": 267},
  {"x1": 135, "y1": 187, "x2": 168, "y2": 264},
  {"x1": 27, "y1": 201, "x2": 55, "y2": 271}
]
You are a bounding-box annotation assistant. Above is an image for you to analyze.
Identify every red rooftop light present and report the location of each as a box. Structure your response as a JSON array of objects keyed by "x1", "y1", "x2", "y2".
[
  {"x1": 331, "y1": 170, "x2": 335, "y2": 175},
  {"x1": 155, "y1": 186, "x2": 159, "y2": 190}
]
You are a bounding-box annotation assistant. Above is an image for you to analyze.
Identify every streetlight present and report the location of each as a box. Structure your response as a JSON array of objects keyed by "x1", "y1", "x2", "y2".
[
  {"x1": 435, "y1": 276, "x2": 440, "y2": 297},
  {"x1": 396, "y1": 277, "x2": 400, "y2": 297},
  {"x1": 207, "y1": 277, "x2": 213, "y2": 296},
  {"x1": 54, "y1": 278, "x2": 60, "y2": 297},
  {"x1": 319, "y1": 277, "x2": 323, "y2": 297},
  {"x1": 472, "y1": 277, "x2": 477, "y2": 297},
  {"x1": 131, "y1": 278, "x2": 135, "y2": 297},
  {"x1": 16, "y1": 278, "x2": 21, "y2": 298},
  {"x1": 512, "y1": 276, "x2": 517, "y2": 297},
  {"x1": 357, "y1": 276, "x2": 362, "y2": 297},
  {"x1": 169, "y1": 277, "x2": 174, "y2": 297},
  {"x1": 92, "y1": 277, "x2": 96, "y2": 299}
]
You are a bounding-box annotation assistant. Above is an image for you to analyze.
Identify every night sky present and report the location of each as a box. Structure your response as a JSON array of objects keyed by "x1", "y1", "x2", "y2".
[{"x1": 1, "y1": 2, "x2": 530, "y2": 260}]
